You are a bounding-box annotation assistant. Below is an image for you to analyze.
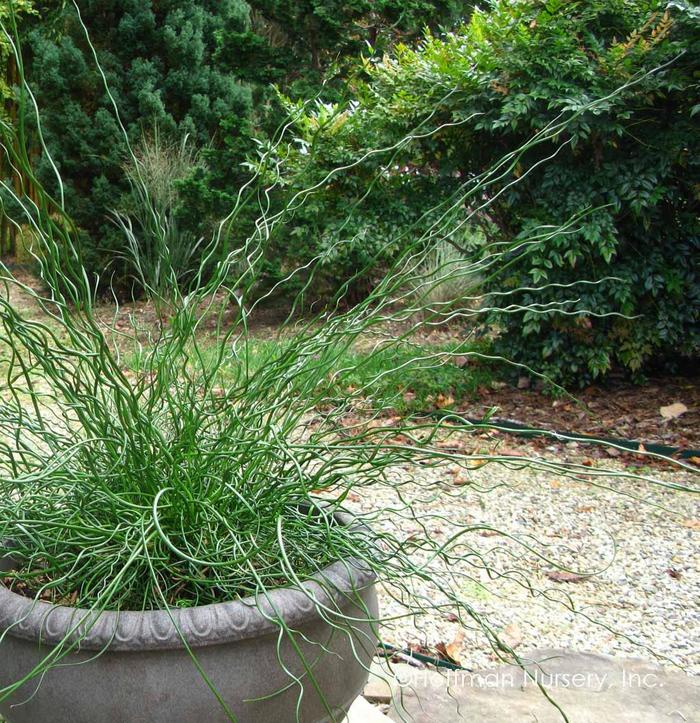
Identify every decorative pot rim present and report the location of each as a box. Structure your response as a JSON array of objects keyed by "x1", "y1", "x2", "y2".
[{"x1": 0, "y1": 513, "x2": 375, "y2": 652}]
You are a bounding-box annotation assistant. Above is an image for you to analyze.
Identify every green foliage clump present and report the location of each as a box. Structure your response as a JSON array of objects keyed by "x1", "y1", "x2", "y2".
[
  {"x1": 180, "y1": 0, "x2": 471, "y2": 297},
  {"x1": 22, "y1": 0, "x2": 253, "y2": 290},
  {"x1": 0, "y1": 1, "x2": 35, "y2": 105},
  {"x1": 18, "y1": 0, "x2": 467, "y2": 294},
  {"x1": 216, "y1": 0, "x2": 467, "y2": 91},
  {"x1": 284, "y1": 0, "x2": 700, "y2": 384}
]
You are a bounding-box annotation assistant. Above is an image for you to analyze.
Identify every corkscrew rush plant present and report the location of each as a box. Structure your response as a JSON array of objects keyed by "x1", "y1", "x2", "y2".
[{"x1": 0, "y1": 7, "x2": 696, "y2": 721}]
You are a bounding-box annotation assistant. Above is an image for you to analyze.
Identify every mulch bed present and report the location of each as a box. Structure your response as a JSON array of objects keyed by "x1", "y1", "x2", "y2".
[{"x1": 454, "y1": 375, "x2": 700, "y2": 458}]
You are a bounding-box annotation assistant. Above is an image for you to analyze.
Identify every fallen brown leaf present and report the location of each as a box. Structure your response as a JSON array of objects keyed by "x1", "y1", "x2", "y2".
[
  {"x1": 499, "y1": 623, "x2": 523, "y2": 650},
  {"x1": 435, "y1": 393, "x2": 455, "y2": 409},
  {"x1": 545, "y1": 571, "x2": 586, "y2": 584},
  {"x1": 452, "y1": 476, "x2": 471, "y2": 487},
  {"x1": 497, "y1": 447, "x2": 521, "y2": 457},
  {"x1": 435, "y1": 630, "x2": 466, "y2": 665},
  {"x1": 659, "y1": 402, "x2": 688, "y2": 420},
  {"x1": 437, "y1": 440, "x2": 467, "y2": 451}
]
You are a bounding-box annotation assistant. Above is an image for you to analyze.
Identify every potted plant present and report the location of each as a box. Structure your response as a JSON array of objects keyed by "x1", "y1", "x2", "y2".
[
  {"x1": 0, "y1": 19, "x2": 388, "y2": 717},
  {"x1": 0, "y1": 10, "x2": 694, "y2": 722}
]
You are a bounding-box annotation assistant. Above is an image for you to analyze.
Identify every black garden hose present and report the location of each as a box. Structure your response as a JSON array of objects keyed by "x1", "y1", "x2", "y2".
[{"x1": 429, "y1": 411, "x2": 700, "y2": 460}]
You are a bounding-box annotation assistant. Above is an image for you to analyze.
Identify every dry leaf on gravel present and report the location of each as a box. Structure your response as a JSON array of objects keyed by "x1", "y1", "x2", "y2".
[
  {"x1": 545, "y1": 571, "x2": 586, "y2": 584},
  {"x1": 435, "y1": 393, "x2": 455, "y2": 409},
  {"x1": 435, "y1": 630, "x2": 466, "y2": 666},
  {"x1": 495, "y1": 447, "x2": 522, "y2": 457},
  {"x1": 499, "y1": 623, "x2": 523, "y2": 650},
  {"x1": 660, "y1": 402, "x2": 688, "y2": 420}
]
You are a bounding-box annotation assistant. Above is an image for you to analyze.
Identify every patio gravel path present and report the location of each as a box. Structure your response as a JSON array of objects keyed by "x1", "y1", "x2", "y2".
[{"x1": 346, "y1": 437, "x2": 699, "y2": 676}]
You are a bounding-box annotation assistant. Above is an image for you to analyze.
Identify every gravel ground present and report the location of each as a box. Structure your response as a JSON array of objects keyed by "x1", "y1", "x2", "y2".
[{"x1": 346, "y1": 437, "x2": 699, "y2": 675}]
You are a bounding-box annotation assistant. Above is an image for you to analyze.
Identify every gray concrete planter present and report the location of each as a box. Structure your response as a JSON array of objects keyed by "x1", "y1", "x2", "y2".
[{"x1": 0, "y1": 537, "x2": 377, "y2": 722}]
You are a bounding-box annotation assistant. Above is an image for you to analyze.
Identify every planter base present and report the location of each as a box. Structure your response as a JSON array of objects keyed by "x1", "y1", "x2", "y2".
[{"x1": 0, "y1": 558, "x2": 377, "y2": 722}]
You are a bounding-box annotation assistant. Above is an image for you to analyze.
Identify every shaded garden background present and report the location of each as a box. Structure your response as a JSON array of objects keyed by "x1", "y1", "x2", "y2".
[{"x1": 1, "y1": 0, "x2": 698, "y2": 386}]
